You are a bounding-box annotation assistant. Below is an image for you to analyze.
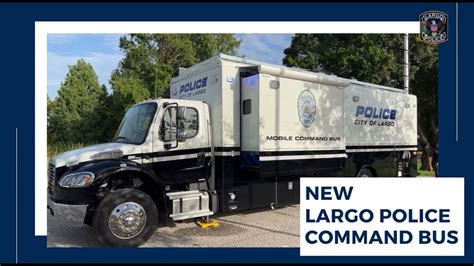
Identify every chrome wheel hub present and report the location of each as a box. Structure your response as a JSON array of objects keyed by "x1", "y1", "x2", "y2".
[{"x1": 108, "y1": 202, "x2": 147, "y2": 239}]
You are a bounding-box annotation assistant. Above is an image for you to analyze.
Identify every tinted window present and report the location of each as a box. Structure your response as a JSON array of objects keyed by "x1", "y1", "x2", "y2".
[
  {"x1": 243, "y1": 99, "x2": 252, "y2": 115},
  {"x1": 114, "y1": 103, "x2": 157, "y2": 144}
]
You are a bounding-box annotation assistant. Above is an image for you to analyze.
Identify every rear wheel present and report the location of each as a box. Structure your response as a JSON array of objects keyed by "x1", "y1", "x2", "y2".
[
  {"x1": 356, "y1": 167, "x2": 374, "y2": 177},
  {"x1": 93, "y1": 188, "x2": 158, "y2": 247}
]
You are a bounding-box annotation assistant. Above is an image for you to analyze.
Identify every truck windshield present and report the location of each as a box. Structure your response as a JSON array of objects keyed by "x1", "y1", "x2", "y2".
[{"x1": 114, "y1": 102, "x2": 157, "y2": 145}]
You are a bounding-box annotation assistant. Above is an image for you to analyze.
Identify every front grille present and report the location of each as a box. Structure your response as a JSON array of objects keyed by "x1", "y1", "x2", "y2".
[{"x1": 48, "y1": 163, "x2": 55, "y2": 196}]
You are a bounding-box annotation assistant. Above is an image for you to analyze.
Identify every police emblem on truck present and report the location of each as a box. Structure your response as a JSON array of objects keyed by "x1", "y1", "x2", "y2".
[{"x1": 298, "y1": 90, "x2": 316, "y2": 128}]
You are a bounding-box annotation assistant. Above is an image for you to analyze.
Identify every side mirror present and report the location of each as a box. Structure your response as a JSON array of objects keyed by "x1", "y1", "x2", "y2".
[
  {"x1": 161, "y1": 102, "x2": 179, "y2": 150},
  {"x1": 178, "y1": 106, "x2": 187, "y2": 120},
  {"x1": 177, "y1": 120, "x2": 186, "y2": 142},
  {"x1": 178, "y1": 131, "x2": 186, "y2": 142},
  {"x1": 177, "y1": 107, "x2": 187, "y2": 142}
]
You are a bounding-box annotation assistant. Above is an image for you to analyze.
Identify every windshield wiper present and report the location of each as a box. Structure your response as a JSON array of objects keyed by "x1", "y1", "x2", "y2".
[{"x1": 115, "y1": 136, "x2": 129, "y2": 144}]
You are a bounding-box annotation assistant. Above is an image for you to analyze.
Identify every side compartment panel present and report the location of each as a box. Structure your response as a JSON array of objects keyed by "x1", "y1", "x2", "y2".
[{"x1": 344, "y1": 84, "x2": 417, "y2": 147}]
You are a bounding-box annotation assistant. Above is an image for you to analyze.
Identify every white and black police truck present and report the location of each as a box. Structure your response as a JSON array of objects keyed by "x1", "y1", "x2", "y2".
[{"x1": 47, "y1": 54, "x2": 418, "y2": 246}]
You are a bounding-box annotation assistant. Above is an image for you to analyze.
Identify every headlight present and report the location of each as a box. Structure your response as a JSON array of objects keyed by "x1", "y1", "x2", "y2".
[{"x1": 59, "y1": 172, "x2": 95, "y2": 188}]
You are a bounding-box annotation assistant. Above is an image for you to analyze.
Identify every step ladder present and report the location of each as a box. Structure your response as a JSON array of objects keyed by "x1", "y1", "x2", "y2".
[{"x1": 166, "y1": 190, "x2": 213, "y2": 221}]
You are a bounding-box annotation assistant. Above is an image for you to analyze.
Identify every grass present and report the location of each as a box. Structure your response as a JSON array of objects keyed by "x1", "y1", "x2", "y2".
[{"x1": 417, "y1": 159, "x2": 435, "y2": 177}]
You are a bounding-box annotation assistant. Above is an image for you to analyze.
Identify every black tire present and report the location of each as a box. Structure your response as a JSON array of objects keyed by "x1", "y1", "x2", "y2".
[
  {"x1": 93, "y1": 188, "x2": 158, "y2": 247},
  {"x1": 356, "y1": 167, "x2": 374, "y2": 177}
]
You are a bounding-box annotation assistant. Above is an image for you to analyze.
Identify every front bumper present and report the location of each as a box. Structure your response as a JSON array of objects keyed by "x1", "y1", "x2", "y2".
[{"x1": 47, "y1": 198, "x2": 88, "y2": 225}]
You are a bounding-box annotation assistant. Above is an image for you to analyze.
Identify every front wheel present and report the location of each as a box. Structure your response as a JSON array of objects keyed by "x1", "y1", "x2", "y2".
[{"x1": 93, "y1": 188, "x2": 158, "y2": 247}]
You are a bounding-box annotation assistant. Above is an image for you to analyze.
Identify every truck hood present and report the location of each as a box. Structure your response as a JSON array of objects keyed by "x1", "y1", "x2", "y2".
[{"x1": 51, "y1": 143, "x2": 141, "y2": 168}]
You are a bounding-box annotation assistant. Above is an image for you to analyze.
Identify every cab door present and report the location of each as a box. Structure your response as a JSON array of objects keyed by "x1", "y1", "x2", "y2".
[{"x1": 152, "y1": 101, "x2": 211, "y2": 185}]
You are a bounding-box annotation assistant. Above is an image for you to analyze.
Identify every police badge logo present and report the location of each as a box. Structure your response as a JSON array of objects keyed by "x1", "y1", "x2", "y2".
[
  {"x1": 419, "y1": 10, "x2": 448, "y2": 44},
  {"x1": 298, "y1": 90, "x2": 316, "y2": 128}
]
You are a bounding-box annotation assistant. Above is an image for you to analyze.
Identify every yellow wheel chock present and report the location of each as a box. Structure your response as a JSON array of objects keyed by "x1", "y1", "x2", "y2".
[{"x1": 195, "y1": 219, "x2": 220, "y2": 228}]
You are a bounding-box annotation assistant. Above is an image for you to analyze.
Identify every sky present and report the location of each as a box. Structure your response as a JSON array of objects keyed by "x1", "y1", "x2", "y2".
[{"x1": 47, "y1": 34, "x2": 292, "y2": 99}]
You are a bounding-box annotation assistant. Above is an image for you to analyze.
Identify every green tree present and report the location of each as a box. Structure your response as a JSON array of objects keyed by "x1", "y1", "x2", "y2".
[
  {"x1": 48, "y1": 59, "x2": 106, "y2": 144},
  {"x1": 116, "y1": 34, "x2": 241, "y2": 98},
  {"x1": 47, "y1": 95, "x2": 55, "y2": 141},
  {"x1": 409, "y1": 37, "x2": 438, "y2": 170},
  {"x1": 116, "y1": 34, "x2": 195, "y2": 98},
  {"x1": 283, "y1": 34, "x2": 410, "y2": 87},
  {"x1": 101, "y1": 33, "x2": 241, "y2": 138},
  {"x1": 188, "y1": 34, "x2": 241, "y2": 61},
  {"x1": 283, "y1": 34, "x2": 438, "y2": 169},
  {"x1": 102, "y1": 73, "x2": 151, "y2": 138}
]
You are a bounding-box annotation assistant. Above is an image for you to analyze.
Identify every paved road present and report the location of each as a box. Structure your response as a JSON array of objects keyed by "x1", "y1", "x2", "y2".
[{"x1": 47, "y1": 205, "x2": 300, "y2": 247}]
